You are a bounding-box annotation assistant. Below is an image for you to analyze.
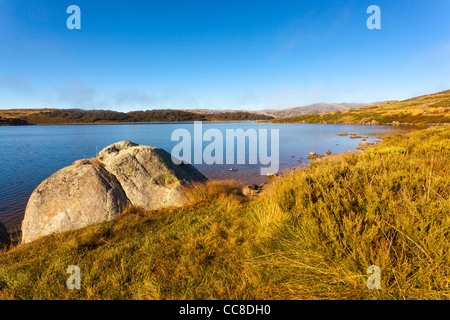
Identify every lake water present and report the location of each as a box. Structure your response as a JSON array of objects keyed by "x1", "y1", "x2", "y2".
[{"x1": 0, "y1": 122, "x2": 407, "y2": 233}]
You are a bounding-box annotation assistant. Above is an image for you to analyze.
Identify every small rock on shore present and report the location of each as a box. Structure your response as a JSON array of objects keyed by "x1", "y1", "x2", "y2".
[
  {"x1": 242, "y1": 184, "x2": 263, "y2": 197},
  {"x1": 357, "y1": 140, "x2": 375, "y2": 151}
]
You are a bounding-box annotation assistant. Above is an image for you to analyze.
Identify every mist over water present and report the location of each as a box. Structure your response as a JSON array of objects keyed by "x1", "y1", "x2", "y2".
[{"x1": 0, "y1": 122, "x2": 407, "y2": 232}]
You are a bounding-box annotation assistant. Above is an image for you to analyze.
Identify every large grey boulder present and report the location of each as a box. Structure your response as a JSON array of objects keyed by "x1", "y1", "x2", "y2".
[
  {"x1": 98, "y1": 141, "x2": 207, "y2": 210},
  {"x1": 21, "y1": 141, "x2": 207, "y2": 244},
  {"x1": 21, "y1": 159, "x2": 129, "y2": 244}
]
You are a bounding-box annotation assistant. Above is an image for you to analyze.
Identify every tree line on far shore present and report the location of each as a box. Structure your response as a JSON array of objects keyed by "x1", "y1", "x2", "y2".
[{"x1": 0, "y1": 109, "x2": 273, "y2": 125}]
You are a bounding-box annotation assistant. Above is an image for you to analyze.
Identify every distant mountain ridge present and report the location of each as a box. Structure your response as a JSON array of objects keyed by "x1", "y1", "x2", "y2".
[
  {"x1": 4, "y1": 90, "x2": 446, "y2": 126},
  {"x1": 258, "y1": 102, "x2": 379, "y2": 119},
  {"x1": 182, "y1": 102, "x2": 382, "y2": 119},
  {"x1": 271, "y1": 89, "x2": 450, "y2": 125},
  {"x1": 1, "y1": 103, "x2": 380, "y2": 125}
]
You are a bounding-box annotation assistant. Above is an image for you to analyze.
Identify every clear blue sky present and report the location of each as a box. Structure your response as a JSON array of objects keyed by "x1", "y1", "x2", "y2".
[{"x1": 0, "y1": 0, "x2": 449, "y2": 111}]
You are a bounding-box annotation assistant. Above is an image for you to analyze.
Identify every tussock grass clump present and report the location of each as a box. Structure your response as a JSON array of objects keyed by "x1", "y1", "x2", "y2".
[
  {"x1": 182, "y1": 179, "x2": 245, "y2": 206},
  {"x1": 0, "y1": 126, "x2": 449, "y2": 300}
]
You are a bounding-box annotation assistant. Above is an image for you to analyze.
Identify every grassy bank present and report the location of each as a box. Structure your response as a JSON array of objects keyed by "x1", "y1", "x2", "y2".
[
  {"x1": 272, "y1": 90, "x2": 450, "y2": 125},
  {"x1": 0, "y1": 126, "x2": 449, "y2": 299}
]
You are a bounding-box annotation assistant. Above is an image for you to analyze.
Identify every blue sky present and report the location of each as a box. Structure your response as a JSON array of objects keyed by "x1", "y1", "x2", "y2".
[{"x1": 0, "y1": 0, "x2": 449, "y2": 111}]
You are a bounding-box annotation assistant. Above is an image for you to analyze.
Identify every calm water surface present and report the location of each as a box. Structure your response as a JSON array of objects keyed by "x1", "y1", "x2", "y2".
[{"x1": 0, "y1": 122, "x2": 408, "y2": 232}]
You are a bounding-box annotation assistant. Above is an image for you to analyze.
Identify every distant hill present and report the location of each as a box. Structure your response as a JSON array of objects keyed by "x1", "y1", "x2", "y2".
[
  {"x1": 0, "y1": 108, "x2": 273, "y2": 125},
  {"x1": 2, "y1": 89, "x2": 449, "y2": 125},
  {"x1": 182, "y1": 102, "x2": 378, "y2": 119},
  {"x1": 259, "y1": 102, "x2": 375, "y2": 119},
  {"x1": 271, "y1": 90, "x2": 450, "y2": 125}
]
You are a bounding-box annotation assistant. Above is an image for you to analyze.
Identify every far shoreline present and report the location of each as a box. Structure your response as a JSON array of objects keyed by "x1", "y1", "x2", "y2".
[
  {"x1": 2, "y1": 120, "x2": 441, "y2": 127},
  {"x1": 0, "y1": 120, "x2": 258, "y2": 127}
]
